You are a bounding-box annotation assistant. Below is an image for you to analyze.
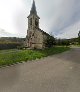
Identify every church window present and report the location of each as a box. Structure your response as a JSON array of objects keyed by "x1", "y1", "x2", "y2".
[
  {"x1": 35, "y1": 18, "x2": 38, "y2": 27},
  {"x1": 30, "y1": 18, "x2": 32, "y2": 25}
]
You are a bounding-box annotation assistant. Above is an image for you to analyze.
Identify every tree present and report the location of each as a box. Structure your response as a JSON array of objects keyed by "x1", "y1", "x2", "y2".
[
  {"x1": 44, "y1": 35, "x2": 55, "y2": 48},
  {"x1": 78, "y1": 31, "x2": 80, "y2": 45},
  {"x1": 61, "y1": 40, "x2": 70, "y2": 46}
]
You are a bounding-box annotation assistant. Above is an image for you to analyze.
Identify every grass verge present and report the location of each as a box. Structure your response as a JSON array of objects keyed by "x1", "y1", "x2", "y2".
[{"x1": 0, "y1": 46, "x2": 70, "y2": 67}]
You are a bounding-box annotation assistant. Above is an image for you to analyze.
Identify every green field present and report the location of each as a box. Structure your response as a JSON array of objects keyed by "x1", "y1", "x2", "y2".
[{"x1": 0, "y1": 47, "x2": 70, "y2": 67}]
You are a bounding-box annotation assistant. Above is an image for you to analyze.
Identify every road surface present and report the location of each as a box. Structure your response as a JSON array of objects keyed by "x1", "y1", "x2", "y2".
[{"x1": 0, "y1": 47, "x2": 80, "y2": 92}]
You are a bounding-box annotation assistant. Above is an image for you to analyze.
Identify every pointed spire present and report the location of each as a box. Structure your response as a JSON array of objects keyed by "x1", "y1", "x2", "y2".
[{"x1": 30, "y1": 0, "x2": 37, "y2": 15}]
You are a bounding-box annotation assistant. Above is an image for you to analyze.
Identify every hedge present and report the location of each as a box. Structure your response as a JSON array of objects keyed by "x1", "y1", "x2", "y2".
[{"x1": 0, "y1": 42, "x2": 21, "y2": 50}]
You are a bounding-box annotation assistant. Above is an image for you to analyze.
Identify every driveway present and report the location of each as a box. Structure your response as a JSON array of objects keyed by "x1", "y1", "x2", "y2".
[{"x1": 0, "y1": 47, "x2": 80, "y2": 92}]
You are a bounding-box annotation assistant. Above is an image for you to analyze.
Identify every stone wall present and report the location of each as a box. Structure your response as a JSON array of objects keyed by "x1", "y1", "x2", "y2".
[{"x1": 34, "y1": 29, "x2": 43, "y2": 49}]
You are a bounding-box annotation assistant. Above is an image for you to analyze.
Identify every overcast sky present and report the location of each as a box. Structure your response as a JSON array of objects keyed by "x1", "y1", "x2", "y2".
[{"x1": 0, "y1": 0, "x2": 80, "y2": 39}]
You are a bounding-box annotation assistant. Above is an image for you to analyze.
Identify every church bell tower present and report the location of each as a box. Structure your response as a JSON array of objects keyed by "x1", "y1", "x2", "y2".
[
  {"x1": 28, "y1": 0, "x2": 40, "y2": 29},
  {"x1": 27, "y1": 0, "x2": 40, "y2": 48}
]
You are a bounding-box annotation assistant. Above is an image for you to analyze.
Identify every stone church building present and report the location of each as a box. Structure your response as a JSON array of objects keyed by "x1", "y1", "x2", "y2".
[{"x1": 26, "y1": 0, "x2": 50, "y2": 49}]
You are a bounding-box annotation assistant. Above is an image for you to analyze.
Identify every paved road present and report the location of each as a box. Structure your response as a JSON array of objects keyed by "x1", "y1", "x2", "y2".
[{"x1": 0, "y1": 47, "x2": 80, "y2": 92}]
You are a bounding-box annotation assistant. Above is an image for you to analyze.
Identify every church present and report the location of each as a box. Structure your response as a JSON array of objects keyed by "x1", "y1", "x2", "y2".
[{"x1": 26, "y1": 0, "x2": 50, "y2": 49}]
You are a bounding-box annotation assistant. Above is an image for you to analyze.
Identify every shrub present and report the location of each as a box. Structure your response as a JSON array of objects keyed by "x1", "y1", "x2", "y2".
[
  {"x1": 44, "y1": 35, "x2": 55, "y2": 48},
  {"x1": 0, "y1": 42, "x2": 21, "y2": 50}
]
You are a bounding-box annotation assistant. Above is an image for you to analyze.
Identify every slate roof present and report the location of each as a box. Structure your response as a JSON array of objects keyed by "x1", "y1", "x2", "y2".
[
  {"x1": 38, "y1": 28, "x2": 50, "y2": 36},
  {"x1": 30, "y1": 0, "x2": 37, "y2": 15},
  {"x1": 28, "y1": 0, "x2": 40, "y2": 19}
]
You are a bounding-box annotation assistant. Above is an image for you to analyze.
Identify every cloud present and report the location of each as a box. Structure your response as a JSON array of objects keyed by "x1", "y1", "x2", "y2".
[
  {"x1": 35, "y1": 0, "x2": 80, "y2": 38},
  {"x1": 51, "y1": 0, "x2": 80, "y2": 36},
  {"x1": 56, "y1": 21, "x2": 80, "y2": 39},
  {"x1": 0, "y1": 0, "x2": 27, "y2": 37},
  {"x1": 0, "y1": 0, "x2": 80, "y2": 38},
  {"x1": 0, "y1": 29, "x2": 16, "y2": 37}
]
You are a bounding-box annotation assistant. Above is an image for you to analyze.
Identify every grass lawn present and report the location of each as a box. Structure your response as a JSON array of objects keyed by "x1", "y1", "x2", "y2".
[{"x1": 0, "y1": 46, "x2": 70, "y2": 67}]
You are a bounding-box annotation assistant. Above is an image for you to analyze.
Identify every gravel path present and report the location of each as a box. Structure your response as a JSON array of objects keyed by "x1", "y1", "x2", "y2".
[{"x1": 0, "y1": 47, "x2": 80, "y2": 92}]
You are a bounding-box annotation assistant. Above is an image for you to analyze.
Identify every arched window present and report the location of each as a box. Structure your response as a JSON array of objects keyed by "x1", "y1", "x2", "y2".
[
  {"x1": 30, "y1": 18, "x2": 32, "y2": 25},
  {"x1": 35, "y1": 18, "x2": 38, "y2": 27}
]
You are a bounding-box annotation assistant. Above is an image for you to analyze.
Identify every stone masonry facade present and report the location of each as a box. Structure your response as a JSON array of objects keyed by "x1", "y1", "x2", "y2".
[{"x1": 26, "y1": 0, "x2": 49, "y2": 49}]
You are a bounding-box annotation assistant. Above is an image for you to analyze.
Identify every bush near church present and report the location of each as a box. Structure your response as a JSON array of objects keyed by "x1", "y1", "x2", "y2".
[{"x1": 44, "y1": 35, "x2": 55, "y2": 48}]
